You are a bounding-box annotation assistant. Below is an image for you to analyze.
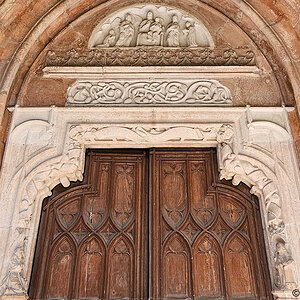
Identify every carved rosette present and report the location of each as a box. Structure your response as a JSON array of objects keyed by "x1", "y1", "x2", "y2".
[{"x1": 66, "y1": 80, "x2": 232, "y2": 106}]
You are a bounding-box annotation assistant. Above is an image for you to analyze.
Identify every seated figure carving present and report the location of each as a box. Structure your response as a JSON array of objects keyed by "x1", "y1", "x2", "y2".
[
  {"x1": 137, "y1": 11, "x2": 164, "y2": 46},
  {"x1": 102, "y1": 29, "x2": 116, "y2": 47}
]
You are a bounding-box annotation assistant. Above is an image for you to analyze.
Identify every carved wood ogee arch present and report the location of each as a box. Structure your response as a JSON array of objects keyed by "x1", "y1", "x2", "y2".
[{"x1": 0, "y1": 107, "x2": 299, "y2": 300}]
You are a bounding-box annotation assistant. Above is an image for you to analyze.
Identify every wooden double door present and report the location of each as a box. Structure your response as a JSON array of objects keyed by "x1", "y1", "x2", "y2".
[{"x1": 29, "y1": 149, "x2": 272, "y2": 300}]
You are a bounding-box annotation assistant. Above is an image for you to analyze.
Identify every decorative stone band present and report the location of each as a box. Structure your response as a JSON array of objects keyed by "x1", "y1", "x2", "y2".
[
  {"x1": 45, "y1": 48, "x2": 256, "y2": 67},
  {"x1": 66, "y1": 80, "x2": 233, "y2": 106},
  {"x1": 0, "y1": 107, "x2": 299, "y2": 299}
]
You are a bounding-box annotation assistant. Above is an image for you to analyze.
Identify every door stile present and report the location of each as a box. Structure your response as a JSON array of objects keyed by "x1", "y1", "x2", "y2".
[
  {"x1": 186, "y1": 156, "x2": 194, "y2": 300},
  {"x1": 138, "y1": 150, "x2": 149, "y2": 300},
  {"x1": 149, "y1": 148, "x2": 160, "y2": 299}
]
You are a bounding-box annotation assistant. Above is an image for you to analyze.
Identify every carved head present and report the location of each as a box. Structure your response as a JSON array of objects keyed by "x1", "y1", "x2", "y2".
[
  {"x1": 172, "y1": 15, "x2": 178, "y2": 22},
  {"x1": 186, "y1": 21, "x2": 191, "y2": 29},
  {"x1": 125, "y1": 13, "x2": 132, "y2": 22},
  {"x1": 147, "y1": 11, "x2": 154, "y2": 20},
  {"x1": 276, "y1": 242, "x2": 285, "y2": 256}
]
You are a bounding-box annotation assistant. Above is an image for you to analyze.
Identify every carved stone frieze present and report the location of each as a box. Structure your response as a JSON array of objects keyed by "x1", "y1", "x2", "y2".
[
  {"x1": 44, "y1": 48, "x2": 256, "y2": 67},
  {"x1": 67, "y1": 80, "x2": 232, "y2": 106},
  {"x1": 68, "y1": 125, "x2": 220, "y2": 146},
  {"x1": 88, "y1": 5, "x2": 214, "y2": 48}
]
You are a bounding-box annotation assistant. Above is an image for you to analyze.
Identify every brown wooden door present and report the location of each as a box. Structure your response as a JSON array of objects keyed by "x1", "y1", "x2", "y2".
[
  {"x1": 150, "y1": 149, "x2": 272, "y2": 300},
  {"x1": 29, "y1": 149, "x2": 272, "y2": 300}
]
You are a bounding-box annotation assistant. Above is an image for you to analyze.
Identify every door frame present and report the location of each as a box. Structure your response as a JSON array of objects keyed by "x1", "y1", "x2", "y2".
[{"x1": 0, "y1": 106, "x2": 299, "y2": 300}]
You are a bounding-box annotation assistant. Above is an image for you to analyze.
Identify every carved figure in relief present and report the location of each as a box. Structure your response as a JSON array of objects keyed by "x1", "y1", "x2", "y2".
[
  {"x1": 115, "y1": 14, "x2": 135, "y2": 47},
  {"x1": 166, "y1": 15, "x2": 180, "y2": 47},
  {"x1": 274, "y1": 242, "x2": 294, "y2": 289},
  {"x1": 137, "y1": 11, "x2": 164, "y2": 46},
  {"x1": 102, "y1": 29, "x2": 117, "y2": 47},
  {"x1": 137, "y1": 11, "x2": 154, "y2": 46},
  {"x1": 184, "y1": 22, "x2": 198, "y2": 47},
  {"x1": 149, "y1": 17, "x2": 164, "y2": 46}
]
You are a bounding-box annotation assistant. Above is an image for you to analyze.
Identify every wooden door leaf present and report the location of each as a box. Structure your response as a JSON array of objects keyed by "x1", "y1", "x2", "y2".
[{"x1": 30, "y1": 150, "x2": 271, "y2": 300}]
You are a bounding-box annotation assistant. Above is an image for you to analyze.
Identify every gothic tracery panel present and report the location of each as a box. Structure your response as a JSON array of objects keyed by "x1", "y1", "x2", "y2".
[
  {"x1": 163, "y1": 234, "x2": 191, "y2": 299},
  {"x1": 193, "y1": 234, "x2": 223, "y2": 298},
  {"x1": 77, "y1": 237, "x2": 105, "y2": 298},
  {"x1": 46, "y1": 236, "x2": 75, "y2": 299},
  {"x1": 107, "y1": 237, "x2": 134, "y2": 299},
  {"x1": 224, "y1": 234, "x2": 257, "y2": 298}
]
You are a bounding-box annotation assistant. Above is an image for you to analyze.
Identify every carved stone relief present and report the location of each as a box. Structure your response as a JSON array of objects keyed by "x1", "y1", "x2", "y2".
[
  {"x1": 274, "y1": 242, "x2": 296, "y2": 290},
  {"x1": 217, "y1": 124, "x2": 285, "y2": 235},
  {"x1": 0, "y1": 107, "x2": 299, "y2": 299},
  {"x1": 44, "y1": 48, "x2": 256, "y2": 67},
  {"x1": 88, "y1": 5, "x2": 214, "y2": 48},
  {"x1": 66, "y1": 80, "x2": 232, "y2": 106}
]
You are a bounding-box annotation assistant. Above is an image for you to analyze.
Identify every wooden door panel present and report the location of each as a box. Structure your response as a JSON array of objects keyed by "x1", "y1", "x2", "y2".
[
  {"x1": 151, "y1": 149, "x2": 272, "y2": 300},
  {"x1": 46, "y1": 235, "x2": 75, "y2": 299},
  {"x1": 224, "y1": 234, "x2": 256, "y2": 298},
  {"x1": 82, "y1": 162, "x2": 110, "y2": 229},
  {"x1": 193, "y1": 233, "x2": 223, "y2": 298},
  {"x1": 77, "y1": 237, "x2": 105, "y2": 298},
  {"x1": 163, "y1": 234, "x2": 191, "y2": 299},
  {"x1": 161, "y1": 161, "x2": 188, "y2": 227},
  {"x1": 106, "y1": 237, "x2": 134, "y2": 299},
  {"x1": 112, "y1": 163, "x2": 136, "y2": 229},
  {"x1": 30, "y1": 151, "x2": 147, "y2": 300}
]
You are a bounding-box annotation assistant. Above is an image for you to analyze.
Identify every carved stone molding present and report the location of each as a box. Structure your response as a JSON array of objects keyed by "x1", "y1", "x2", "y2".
[
  {"x1": 44, "y1": 48, "x2": 256, "y2": 67},
  {"x1": 0, "y1": 107, "x2": 299, "y2": 299},
  {"x1": 67, "y1": 80, "x2": 232, "y2": 106},
  {"x1": 88, "y1": 5, "x2": 214, "y2": 48},
  {"x1": 217, "y1": 124, "x2": 284, "y2": 235}
]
